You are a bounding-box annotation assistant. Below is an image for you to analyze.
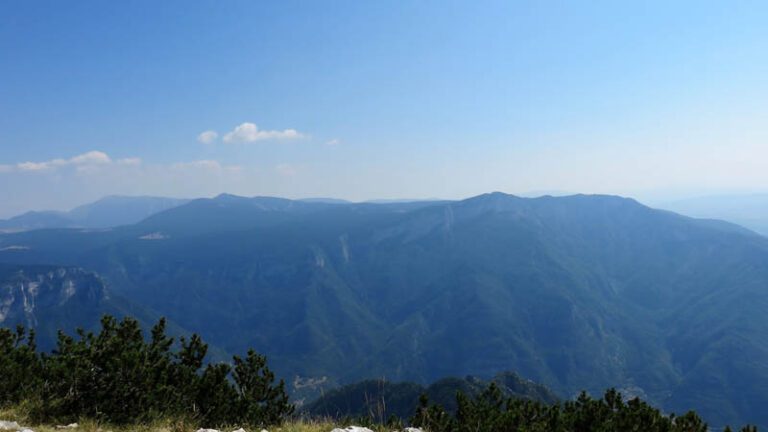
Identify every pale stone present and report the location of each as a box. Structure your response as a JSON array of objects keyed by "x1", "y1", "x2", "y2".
[
  {"x1": 0, "y1": 421, "x2": 22, "y2": 431},
  {"x1": 330, "y1": 427, "x2": 375, "y2": 432}
]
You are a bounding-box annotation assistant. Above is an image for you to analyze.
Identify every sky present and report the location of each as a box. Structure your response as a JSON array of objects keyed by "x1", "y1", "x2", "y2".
[{"x1": 1, "y1": 0, "x2": 768, "y2": 218}]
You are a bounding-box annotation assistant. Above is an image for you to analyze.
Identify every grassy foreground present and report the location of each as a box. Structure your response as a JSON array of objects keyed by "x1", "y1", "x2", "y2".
[{"x1": 0, "y1": 408, "x2": 394, "y2": 432}]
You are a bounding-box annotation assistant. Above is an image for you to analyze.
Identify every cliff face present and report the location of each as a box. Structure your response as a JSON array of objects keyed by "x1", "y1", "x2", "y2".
[{"x1": 0, "y1": 265, "x2": 108, "y2": 331}]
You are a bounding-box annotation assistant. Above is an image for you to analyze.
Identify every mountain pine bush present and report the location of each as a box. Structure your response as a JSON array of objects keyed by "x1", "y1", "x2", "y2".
[
  {"x1": 410, "y1": 383, "x2": 758, "y2": 432},
  {"x1": 0, "y1": 315, "x2": 294, "y2": 426},
  {"x1": 0, "y1": 315, "x2": 760, "y2": 431}
]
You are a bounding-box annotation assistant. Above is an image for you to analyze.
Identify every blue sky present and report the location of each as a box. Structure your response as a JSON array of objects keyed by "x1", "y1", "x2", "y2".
[{"x1": 1, "y1": 0, "x2": 768, "y2": 217}]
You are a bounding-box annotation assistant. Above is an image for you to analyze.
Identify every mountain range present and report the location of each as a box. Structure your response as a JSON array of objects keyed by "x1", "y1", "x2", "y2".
[
  {"x1": 1, "y1": 192, "x2": 767, "y2": 428},
  {"x1": 0, "y1": 196, "x2": 190, "y2": 232},
  {"x1": 657, "y1": 193, "x2": 768, "y2": 236}
]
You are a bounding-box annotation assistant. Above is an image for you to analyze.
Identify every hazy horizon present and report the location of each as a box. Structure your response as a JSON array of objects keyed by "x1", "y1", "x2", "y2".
[
  {"x1": 5, "y1": 188, "x2": 768, "y2": 221},
  {"x1": 3, "y1": 1, "x2": 768, "y2": 217}
]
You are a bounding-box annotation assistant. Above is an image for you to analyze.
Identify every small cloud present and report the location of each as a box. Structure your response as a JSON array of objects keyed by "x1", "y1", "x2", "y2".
[
  {"x1": 275, "y1": 163, "x2": 297, "y2": 176},
  {"x1": 326, "y1": 138, "x2": 340, "y2": 146},
  {"x1": 12, "y1": 151, "x2": 134, "y2": 173},
  {"x1": 70, "y1": 150, "x2": 111, "y2": 165},
  {"x1": 117, "y1": 157, "x2": 142, "y2": 166},
  {"x1": 197, "y1": 130, "x2": 219, "y2": 144},
  {"x1": 17, "y1": 161, "x2": 52, "y2": 171},
  {"x1": 223, "y1": 122, "x2": 304, "y2": 143}
]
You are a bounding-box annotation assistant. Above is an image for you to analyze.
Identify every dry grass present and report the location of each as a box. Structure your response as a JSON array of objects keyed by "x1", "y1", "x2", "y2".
[{"x1": 0, "y1": 408, "x2": 399, "y2": 432}]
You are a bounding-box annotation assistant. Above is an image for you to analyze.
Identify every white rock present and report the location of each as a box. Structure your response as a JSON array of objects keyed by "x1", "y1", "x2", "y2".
[
  {"x1": 0, "y1": 421, "x2": 22, "y2": 431},
  {"x1": 20, "y1": 429, "x2": 35, "y2": 432},
  {"x1": 404, "y1": 428, "x2": 424, "y2": 432},
  {"x1": 55, "y1": 424, "x2": 78, "y2": 430},
  {"x1": 196, "y1": 429, "x2": 220, "y2": 432},
  {"x1": 232, "y1": 429, "x2": 247, "y2": 432},
  {"x1": 330, "y1": 427, "x2": 374, "y2": 432}
]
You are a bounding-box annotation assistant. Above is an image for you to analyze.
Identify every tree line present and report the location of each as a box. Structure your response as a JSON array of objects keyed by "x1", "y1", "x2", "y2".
[
  {"x1": 407, "y1": 383, "x2": 758, "y2": 432},
  {"x1": 0, "y1": 315, "x2": 293, "y2": 426},
  {"x1": 0, "y1": 315, "x2": 761, "y2": 431}
]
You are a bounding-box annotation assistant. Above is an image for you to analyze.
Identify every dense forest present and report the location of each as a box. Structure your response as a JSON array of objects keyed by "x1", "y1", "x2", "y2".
[{"x1": 0, "y1": 316, "x2": 760, "y2": 431}]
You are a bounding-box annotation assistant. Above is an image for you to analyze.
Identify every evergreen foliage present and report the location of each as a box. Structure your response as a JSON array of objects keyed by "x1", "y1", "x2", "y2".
[
  {"x1": 0, "y1": 314, "x2": 762, "y2": 431},
  {"x1": 304, "y1": 371, "x2": 559, "y2": 420},
  {"x1": 410, "y1": 385, "x2": 759, "y2": 432},
  {"x1": 0, "y1": 315, "x2": 294, "y2": 426}
]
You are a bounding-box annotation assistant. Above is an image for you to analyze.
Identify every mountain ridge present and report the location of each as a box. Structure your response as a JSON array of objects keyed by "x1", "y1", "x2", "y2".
[
  {"x1": 0, "y1": 195, "x2": 190, "y2": 232},
  {"x1": 1, "y1": 192, "x2": 767, "y2": 427}
]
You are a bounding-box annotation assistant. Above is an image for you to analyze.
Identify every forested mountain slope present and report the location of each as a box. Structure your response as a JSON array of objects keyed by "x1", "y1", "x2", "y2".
[{"x1": 1, "y1": 192, "x2": 767, "y2": 427}]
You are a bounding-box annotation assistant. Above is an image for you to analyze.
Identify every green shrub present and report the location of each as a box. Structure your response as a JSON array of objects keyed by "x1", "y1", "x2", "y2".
[
  {"x1": 0, "y1": 315, "x2": 294, "y2": 426},
  {"x1": 411, "y1": 385, "x2": 757, "y2": 432}
]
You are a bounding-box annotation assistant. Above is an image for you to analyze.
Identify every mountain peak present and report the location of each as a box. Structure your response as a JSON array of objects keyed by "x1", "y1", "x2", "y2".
[{"x1": 212, "y1": 193, "x2": 246, "y2": 201}]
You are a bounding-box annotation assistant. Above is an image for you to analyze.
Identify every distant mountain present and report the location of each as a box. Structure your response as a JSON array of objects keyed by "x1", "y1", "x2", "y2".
[
  {"x1": 0, "y1": 196, "x2": 190, "y2": 232},
  {"x1": 304, "y1": 371, "x2": 560, "y2": 419},
  {"x1": 299, "y1": 198, "x2": 352, "y2": 204},
  {"x1": 66, "y1": 195, "x2": 192, "y2": 228},
  {"x1": 657, "y1": 193, "x2": 768, "y2": 236},
  {"x1": 0, "y1": 211, "x2": 74, "y2": 232},
  {"x1": 1, "y1": 192, "x2": 768, "y2": 427}
]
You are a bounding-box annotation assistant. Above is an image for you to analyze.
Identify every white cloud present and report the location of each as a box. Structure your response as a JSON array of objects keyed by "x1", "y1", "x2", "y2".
[
  {"x1": 326, "y1": 138, "x2": 340, "y2": 146},
  {"x1": 12, "y1": 151, "x2": 126, "y2": 173},
  {"x1": 8, "y1": 152, "x2": 235, "y2": 179},
  {"x1": 197, "y1": 130, "x2": 219, "y2": 144},
  {"x1": 17, "y1": 161, "x2": 52, "y2": 171},
  {"x1": 70, "y1": 150, "x2": 111, "y2": 165},
  {"x1": 222, "y1": 122, "x2": 304, "y2": 143},
  {"x1": 0, "y1": 154, "x2": 251, "y2": 217}
]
